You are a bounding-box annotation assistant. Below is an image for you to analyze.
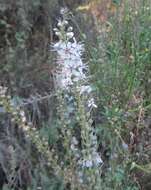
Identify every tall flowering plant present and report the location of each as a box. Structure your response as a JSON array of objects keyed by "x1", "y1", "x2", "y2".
[{"x1": 52, "y1": 8, "x2": 103, "y2": 187}]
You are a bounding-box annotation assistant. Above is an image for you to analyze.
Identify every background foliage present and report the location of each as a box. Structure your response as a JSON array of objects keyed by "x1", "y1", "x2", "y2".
[{"x1": 0, "y1": 0, "x2": 151, "y2": 189}]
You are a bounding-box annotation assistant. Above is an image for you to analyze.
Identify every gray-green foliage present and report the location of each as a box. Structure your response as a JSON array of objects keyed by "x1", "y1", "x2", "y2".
[{"x1": 0, "y1": 0, "x2": 151, "y2": 189}]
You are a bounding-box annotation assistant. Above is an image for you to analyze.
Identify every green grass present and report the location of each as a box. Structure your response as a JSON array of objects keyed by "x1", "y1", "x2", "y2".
[{"x1": 86, "y1": 0, "x2": 151, "y2": 189}]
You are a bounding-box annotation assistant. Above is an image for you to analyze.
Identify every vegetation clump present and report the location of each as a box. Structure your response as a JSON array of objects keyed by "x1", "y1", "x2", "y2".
[{"x1": 0, "y1": 0, "x2": 151, "y2": 189}]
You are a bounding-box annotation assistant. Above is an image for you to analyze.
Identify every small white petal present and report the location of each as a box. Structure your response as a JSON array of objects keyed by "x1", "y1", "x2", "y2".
[
  {"x1": 83, "y1": 160, "x2": 93, "y2": 168},
  {"x1": 68, "y1": 26, "x2": 73, "y2": 32},
  {"x1": 67, "y1": 32, "x2": 74, "y2": 39},
  {"x1": 88, "y1": 98, "x2": 97, "y2": 108}
]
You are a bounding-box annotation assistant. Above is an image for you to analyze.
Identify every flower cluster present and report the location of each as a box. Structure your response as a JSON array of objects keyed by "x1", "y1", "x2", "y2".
[
  {"x1": 53, "y1": 9, "x2": 97, "y2": 109},
  {"x1": 52, "y1": 8, "x2": 102, "y2": 171},
  {"x1": 79, "y1": 129, "x2": 103, "y2": 168},
  {"x1": 53, "y1": 28, "x2": 86, "y2": 89}
]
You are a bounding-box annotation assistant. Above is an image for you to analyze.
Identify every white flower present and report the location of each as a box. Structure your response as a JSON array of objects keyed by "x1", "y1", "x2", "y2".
[
  {"x1": 72, "y1": 136, "x2": 78, "y2": 145},
  {"x1": 88, "y1": 98, "x2": 97, "y2": 108},
  {"x1": 68, "y1": 26, "x2": 73, "y2": 32},
  {"x1": 80, "y1": 152, "x2": 102, "y2": 168},
  {"x1": 53, "y1": 35, "x2": 86, "y2": 89},
  {"x1": 71, "y1": 136, "x2": 78, "y2": 151},
  {"x1": 84, "y1": 160, "x2": 93, "y2": 168},
  {"x1": 53, "y1": 28, "x2": 58, "y2": 32},
  {"x1": 93, "y1": 152, "x2": 103, "y2": 165},
  {"x1": 64, "y1": 20, "x2": 68, "y2": 25},
  {"x1": 20, "y1": 110, "x2": 25, "y2": 117},
  {"x1": 52, "y1": 9, "x2": 103, "y2": 173},
  {"x1": 67, "y1": 32, "x2": 74, "y2": 39},
  {"x1": 79, "y1": 159, "x2": 93, "y2": 168},
  {"x1": 60, "y1": 7, "x2": 68, "y2": 15},
  {"x1": 55, "y1": 31, "x2": 61, "y2": 37},
  {"x1": 79, "y1": 145, "x2": 103, "y2": 168},
  {"x1": 57, "y1": 20, "x2": 63, "y2": 27}
]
